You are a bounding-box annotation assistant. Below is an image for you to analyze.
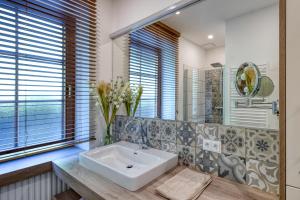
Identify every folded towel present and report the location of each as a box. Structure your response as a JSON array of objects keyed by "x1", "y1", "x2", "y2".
[{"x1": 156, "y1": 168, "x2": 212, "y2": 200}]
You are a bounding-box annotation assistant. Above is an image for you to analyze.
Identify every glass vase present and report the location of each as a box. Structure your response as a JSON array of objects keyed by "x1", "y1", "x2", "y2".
[{"x1": 104, "y1": 123, "x2": 112, "y2": 145}]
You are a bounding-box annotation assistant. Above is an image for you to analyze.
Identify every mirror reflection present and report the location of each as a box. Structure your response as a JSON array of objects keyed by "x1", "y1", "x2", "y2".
[
  {"x1": 112, "y1": 0, "x2": 279, "y2": 130},
  {"x1": 235, "y1": 62, "x2": 261, "y2": 97},
  {"x1": 183, "y1": 66, "x2": 223, "y2": 124},
  {"x1": 257, "y1": 76, "x2": 275, "y2": 97}
]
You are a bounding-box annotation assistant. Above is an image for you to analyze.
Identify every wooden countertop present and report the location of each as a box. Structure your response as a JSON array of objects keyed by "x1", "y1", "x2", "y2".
[{"x1": 53, "y1": 155, "x2": 278, "y2": 200}]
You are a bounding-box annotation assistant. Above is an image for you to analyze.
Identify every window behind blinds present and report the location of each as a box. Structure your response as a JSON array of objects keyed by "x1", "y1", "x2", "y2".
[
  {"x1": 0, "y1": 0, "x2": 96, "y2": 158},
  {"x1": 129, "y1": 22, "x2": 179, "y2": 120},
  {"x1": 129, "y1": 40, "x2": 160, "y2": 118}
]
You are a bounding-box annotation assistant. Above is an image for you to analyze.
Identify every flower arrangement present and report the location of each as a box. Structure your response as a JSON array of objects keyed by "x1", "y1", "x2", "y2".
[
  {"x1": 124, "y1": 84, "x2": 143, "y2": 117},
  {"x1": 95, "y1": 78, "x2": 129, "y2": 144}
]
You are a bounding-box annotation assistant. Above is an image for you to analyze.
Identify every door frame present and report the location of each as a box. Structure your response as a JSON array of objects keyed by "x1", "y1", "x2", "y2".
[{"x1": 279, "y1": 0, "x2": 286, "y2": 199}]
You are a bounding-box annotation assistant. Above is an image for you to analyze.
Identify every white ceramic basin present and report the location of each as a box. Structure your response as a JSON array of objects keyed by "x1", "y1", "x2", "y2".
[{"x1": 79, "y1": 141, "x2": 178, "y2": 191}]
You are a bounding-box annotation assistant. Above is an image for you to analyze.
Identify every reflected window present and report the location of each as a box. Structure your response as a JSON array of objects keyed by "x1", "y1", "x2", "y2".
[{"x1": 128, "y1": 22, "x2": 179, "y2": 120}]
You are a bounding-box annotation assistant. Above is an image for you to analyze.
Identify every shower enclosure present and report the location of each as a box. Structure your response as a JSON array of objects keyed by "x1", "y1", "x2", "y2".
[{"x1": 183, "y1": 66, "x2": 223, "y2": 123}]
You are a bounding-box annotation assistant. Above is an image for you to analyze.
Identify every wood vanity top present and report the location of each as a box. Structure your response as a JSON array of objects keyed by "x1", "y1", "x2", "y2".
[{"x1": 53, "y1": 156, "x2": 278, "y2": 200}]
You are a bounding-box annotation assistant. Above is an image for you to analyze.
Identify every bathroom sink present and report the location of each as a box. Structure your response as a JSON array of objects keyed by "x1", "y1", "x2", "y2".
[{"x1": 78, "y1": 141, "x2": 178, "y2": 191}]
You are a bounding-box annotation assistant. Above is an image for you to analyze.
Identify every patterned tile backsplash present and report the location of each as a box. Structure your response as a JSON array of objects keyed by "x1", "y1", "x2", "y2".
[{"x1": 113, "y1": 115, "x2": 279, "y2": 195}]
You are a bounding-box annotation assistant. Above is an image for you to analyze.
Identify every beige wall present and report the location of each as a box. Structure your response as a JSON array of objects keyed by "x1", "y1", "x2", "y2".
[{"x1": 286, "y1": 0, "x2": 300, "y2": 198}]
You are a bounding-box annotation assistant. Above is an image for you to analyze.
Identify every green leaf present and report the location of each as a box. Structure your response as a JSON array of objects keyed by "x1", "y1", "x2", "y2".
[{"x1": 133, "y1": 86, "x2": 143, "y2": 116}]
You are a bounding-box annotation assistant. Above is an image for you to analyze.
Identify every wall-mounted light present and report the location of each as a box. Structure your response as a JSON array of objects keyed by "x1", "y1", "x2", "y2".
[
  {"x1": 176, "y1": 11, "x2": 181, "y2": 15},
  {"x1": 208, "y1": 35, "x2": 214, "y2": 39}
]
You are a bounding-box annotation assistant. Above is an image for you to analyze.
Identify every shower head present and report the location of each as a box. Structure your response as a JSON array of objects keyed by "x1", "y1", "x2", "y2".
[{"x1": 211, "y1": 62, "x2": 223, "y2": 68}]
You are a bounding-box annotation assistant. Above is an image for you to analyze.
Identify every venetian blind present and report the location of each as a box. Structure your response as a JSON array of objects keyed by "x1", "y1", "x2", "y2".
[
  {"x1": 129, "y1": 22, "x2": 179, "y2": 120},
  {"x1": 0, "y1": 0, "x2": 96, "y2": 158}
]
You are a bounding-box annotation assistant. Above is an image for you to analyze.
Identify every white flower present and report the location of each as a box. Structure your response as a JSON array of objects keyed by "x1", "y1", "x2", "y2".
[{"x1": 244, "y1": 87, "x2": 249, "y2": 93}]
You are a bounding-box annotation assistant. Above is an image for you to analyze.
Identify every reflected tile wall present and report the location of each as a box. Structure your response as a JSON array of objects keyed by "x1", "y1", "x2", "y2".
[
  {"x1": 183, "y1": 68, "x2": 223, "y2": 123},
  {"x1": 113, "y1": 115, "x2": 279, "y2": 195},
  {"x1": 205, "y1": 69, "x2": 223, "y2": 124}
]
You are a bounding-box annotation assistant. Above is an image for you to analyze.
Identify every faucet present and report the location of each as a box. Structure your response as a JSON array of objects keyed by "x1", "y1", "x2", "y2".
[
  {"x1": 138, "y1": 140, "x2": 148, "y2": 150},
  {"x1": 139, "y1": 118, "x2": 148, "y2": 150}
]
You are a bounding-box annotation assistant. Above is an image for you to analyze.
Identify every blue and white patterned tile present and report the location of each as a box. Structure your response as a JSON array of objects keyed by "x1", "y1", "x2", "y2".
[
  {"x1": 177, "y1": 145, "x2": 195, "y2": 167},
  {"x1": 195, "y1": 123, "x2": 219, "y2": 147},
  {"x1": 176, "y1": 121, "x2": 196, "y2": 146},
  {"x1": 147, "y1": 119, "x2": 161, "y2": 140},
  {"x1": 160, "y1": 120, "x2": 176, "y2": 142},
  {"x1": 113, "y1": 115, "x2": 128, "y2": 133},
  {"x1": 218, "y1": 154, "x2": 246, "y2": 184},
  {"x1": 246, "y1": 159, "x2": 279, "y2": 194},
  {"x1": 161, "y1": 140, "x2": 177, "y2": 153},
  {"x1": 112, "y1": 128, "x2": 121, "y2": 143},
  {"x1": 246, "y1": 129, "x2": 279, "y2": 164},
  {"x1": 123, "y1": 117, "x2": 144, "y2": 143},
  {"x1": 147, "y1": 138, "x2": 161, "y2": 150},
  {"x1": 195, "y1": 147, "x2": 219, "y2": 175},
  {"x1": 113, "y1": 115, "x2": 128, "y2": 141},
  {"x1": 219, "y1": 126, "x2": 246, "y2": 158}
]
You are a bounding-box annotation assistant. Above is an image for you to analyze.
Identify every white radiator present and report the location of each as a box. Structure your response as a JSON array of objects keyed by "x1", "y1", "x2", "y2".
[
  {"x1": 0, "y1": 172, "x2": 68, "y2": 200},
  {"x1": 227, "y1": 64, "x2": 268, "y2": 128}
]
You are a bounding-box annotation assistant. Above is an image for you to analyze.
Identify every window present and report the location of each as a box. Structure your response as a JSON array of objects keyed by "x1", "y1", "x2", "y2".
[
  {"x1": 0, "y1": 0, "x2": 96, "y2": 158},
  {"x1": 129, "y1": 40, "x2": 160, "y2": 118},
  {"x1": 129, "y1": 22, "x2": 179, "y2": 120},
  {"x1": 0, "y1": 4, "x2": 65, "y2": 151}
]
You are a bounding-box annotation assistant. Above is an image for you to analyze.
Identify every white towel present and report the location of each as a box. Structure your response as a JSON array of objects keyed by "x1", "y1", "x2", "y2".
[{"x1": 156, "y1": 168, "x2": 212, "y2": 200}]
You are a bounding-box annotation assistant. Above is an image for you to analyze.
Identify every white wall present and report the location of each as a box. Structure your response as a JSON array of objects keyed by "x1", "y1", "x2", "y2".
[
  {"x1": 95, "y1": 0, "x2": 114, "y2": 145},
  {"x1": 205, "y1": 46, "x2": 225, "y2": 68},
  {"x1": 286, "y1": 0, "x2": 300, "y2": 195},
  {"x1": 224, "y1": 4, "x2": 279, "y2": 129},
  {"x1": 112, "y1": 35, "x2": 129, "y2": 81},
  {"x1": 177, "y1": 37, "x2": 206, "y2": 120},
  {"x1": 179, "y1": 37, "x2": 206, "y2": 69},
  {"x1": 111, "y1": 0, "x2": 183, "y2": 32},
  {"x1": 97, "y1": 0, "x2": 113, "y2": 83}
]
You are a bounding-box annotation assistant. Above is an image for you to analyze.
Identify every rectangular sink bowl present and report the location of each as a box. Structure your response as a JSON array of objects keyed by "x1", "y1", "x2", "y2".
[{"x1": 79, "y1": 141, "x2": 178, "y2": 191}]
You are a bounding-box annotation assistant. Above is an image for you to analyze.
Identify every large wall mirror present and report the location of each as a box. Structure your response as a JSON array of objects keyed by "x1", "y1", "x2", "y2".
[{"x1": 112, "y1": 0, "x2": 279, "y2": 130}]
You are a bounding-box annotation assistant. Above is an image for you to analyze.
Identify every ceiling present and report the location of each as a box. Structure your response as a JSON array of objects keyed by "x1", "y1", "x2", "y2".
[{"x1": 162, "y1": 0, "x2": 278, "y2": 49}]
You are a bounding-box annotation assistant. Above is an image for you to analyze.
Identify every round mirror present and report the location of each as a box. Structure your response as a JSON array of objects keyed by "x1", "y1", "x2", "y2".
[
  {"x1": 256, "y1": 76, "x2": 274, "y2": 97},
  {"x1": 235, "y1": 62, "x2": 261, "y2": 97}
]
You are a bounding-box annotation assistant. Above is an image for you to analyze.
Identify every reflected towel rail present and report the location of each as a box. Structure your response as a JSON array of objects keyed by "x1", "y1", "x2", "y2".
[{"x1": 235, "y1": 99, "x2": 279, "y2": 116}]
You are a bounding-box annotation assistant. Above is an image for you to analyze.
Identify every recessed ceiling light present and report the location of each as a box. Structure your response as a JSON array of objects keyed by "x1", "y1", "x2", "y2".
[
  {"x1": 176, "y1": 11, "x2": 181, "y2": 15},
  {"x1": 169, "y1": 5, "x2": 176, "y2": 10},
  {"x1": 208, "y1": 35, "x2": 214, "y2": 39}
]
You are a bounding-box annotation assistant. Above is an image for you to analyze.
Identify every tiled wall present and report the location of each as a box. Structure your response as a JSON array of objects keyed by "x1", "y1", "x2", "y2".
[
  {"x1": 112, "y1": 115, "x2": 279, "y2": 195},
  {"x1": 205, "y1": 69, "x2": 223, "y2": 124}
]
